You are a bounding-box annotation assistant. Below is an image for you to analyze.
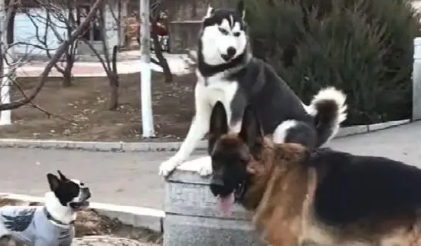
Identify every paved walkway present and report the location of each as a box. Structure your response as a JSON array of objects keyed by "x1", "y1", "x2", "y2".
[
  {"x1": 1, "y1": 121, "x2": 421, "y2": 210},
  {"x1": 0, "y1": 148, "x2": 205, "y2": 209}
]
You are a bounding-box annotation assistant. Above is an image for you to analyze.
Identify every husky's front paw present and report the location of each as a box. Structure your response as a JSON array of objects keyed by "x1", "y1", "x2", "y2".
[
  {"x1": 159, "y1": 157, "x2": 184, "y2": 177},
  {"x1": 198, "y1": 159, "x2": 213, "y2": 176}
]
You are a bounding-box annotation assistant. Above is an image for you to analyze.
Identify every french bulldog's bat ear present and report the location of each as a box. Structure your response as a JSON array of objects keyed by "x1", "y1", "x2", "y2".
[
  {"x1": 57, "y1": 170, "x2": 68, "y2": 181},
  {"x1": 47, "y1": 173, "x2": 60, "y2": 191}
]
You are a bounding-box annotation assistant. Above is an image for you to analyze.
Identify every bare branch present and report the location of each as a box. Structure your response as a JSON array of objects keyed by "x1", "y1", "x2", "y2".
[
  {"x1": 12, "y1": 80, "x2": 75, "y2": 123},
  {"x1": 0, "y1": 0, "x2": 106, "y2": 111}
]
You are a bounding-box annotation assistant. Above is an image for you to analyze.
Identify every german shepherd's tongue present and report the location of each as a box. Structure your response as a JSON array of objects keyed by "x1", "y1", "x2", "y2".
[{"x1": 218, "y1": 193, "x2": 235, "y2": 217}]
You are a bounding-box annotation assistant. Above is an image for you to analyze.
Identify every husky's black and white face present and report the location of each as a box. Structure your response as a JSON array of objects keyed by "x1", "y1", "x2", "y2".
[{"x1": 200, "y1": 1, "x2": 248, "y2": 66}]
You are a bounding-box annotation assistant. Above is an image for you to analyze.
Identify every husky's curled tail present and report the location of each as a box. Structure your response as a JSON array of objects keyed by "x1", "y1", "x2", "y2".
[{"x1": 305, "y1": 87, "x2": 347, "y2": 146}]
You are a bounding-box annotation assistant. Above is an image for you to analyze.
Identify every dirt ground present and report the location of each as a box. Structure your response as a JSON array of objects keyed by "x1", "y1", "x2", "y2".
[
  {"x1": 0, "y1": 197, "x2": 162, "y2": 245},
  {"x1": 0, "y1": 73, "x2": 195, "y2": 142}
]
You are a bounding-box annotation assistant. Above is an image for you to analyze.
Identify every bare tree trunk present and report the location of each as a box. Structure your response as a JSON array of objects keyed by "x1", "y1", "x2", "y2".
[
  {"x1": 108, "y1": 46, "x2": 119, "y2": 110},
  {"x1": 98, "y1": 5, "x2": 119, "y2": 111},
  {"x1": 61, "y1": 0, "x2": 77, "y2": 87},
  {"x1": 62, "y1": 48, "x2": 74, "y2": 87},
  {"x1": 151, "y1": 22, "x2": 172, "y2": 83},
  {"x1": 37, "y1": 0, "x2": 78, "y2": 88},
  {"x1": 62, "y1": 72, "x2": 72, "y2": 87},
  {"x1": 0, "y1": 0, "x2": 15, "y2": 125},
  {"x1": 62, "y1": 67, "x2": 72, "y2": 87},
  {"x1": 6, "y1": 3, "x2": 14, "y2": 45},
  {"x1": 83, "y1": 7, "x2": 120, "y2": 111}
]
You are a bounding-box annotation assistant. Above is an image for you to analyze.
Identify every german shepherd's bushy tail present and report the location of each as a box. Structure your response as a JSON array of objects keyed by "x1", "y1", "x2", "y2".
[{"x1": 304, "y1": 87, "x2": 347, "y2": 146}]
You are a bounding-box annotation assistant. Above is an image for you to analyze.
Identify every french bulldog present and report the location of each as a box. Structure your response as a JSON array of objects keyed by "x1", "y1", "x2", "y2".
[{"x1": 0, "y1": 170, "x2": 91, "y2": 246}]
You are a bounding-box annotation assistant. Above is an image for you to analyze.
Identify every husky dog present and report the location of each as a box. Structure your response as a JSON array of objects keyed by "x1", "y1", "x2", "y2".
[
  {"x1": 158, "y1": 0, "x2": 347, "y2": 177},
  {"x1": 0, "y1": 171, "x2": 91, "y2": 246}
]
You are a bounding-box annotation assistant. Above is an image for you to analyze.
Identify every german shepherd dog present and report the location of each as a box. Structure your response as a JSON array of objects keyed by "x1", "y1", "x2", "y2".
[{"x1": 208, "y1": 101, "x2": 421, "y2": 246}]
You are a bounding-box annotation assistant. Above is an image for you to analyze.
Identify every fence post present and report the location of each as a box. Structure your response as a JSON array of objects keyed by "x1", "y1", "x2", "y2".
[{"x1": 412, "y1": 37, "x2": 421, "y2": 121}]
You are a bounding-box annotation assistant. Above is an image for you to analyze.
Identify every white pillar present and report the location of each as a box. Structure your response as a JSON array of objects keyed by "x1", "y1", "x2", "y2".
[
  {"x1": 413, "y1": 37, "x2": 421, "y2": 121},
  {"x1": 0, "y1": 0, "x2": 11, "y2": 125},
  {"x1": 140, "y1": 0, "x2": 155, "y2": 137}
]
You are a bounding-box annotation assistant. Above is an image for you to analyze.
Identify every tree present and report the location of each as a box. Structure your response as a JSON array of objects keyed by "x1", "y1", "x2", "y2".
[
  {"x1": 0, "y1": 0, "x2": 16, "y2": 124},
  {"x1": 26, "y1": 0, "x2": 79, "y2": 87},
  {"x1": 82, "y1": 1, "x2": 119, "y2": 110},
  {"x1": 230, "y1": 0, "x2": 421, "y2": 125},
  {"x1": 0, "y1": 0, "x2": 106, "y2": 111},
  {"x1": 150, "y1": 0, "x2": 172, "y2": 83}
]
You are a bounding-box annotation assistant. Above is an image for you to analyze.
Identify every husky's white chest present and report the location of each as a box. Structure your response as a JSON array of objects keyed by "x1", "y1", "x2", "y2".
[{"x1": 196, "y1": 72, "x2": 239, "y2": 108}]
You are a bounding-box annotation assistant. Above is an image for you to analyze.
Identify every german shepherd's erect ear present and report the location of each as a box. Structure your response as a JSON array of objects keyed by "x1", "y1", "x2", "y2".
[
  {"x1": 239, "y1": 105, "x2": 264, "y2": 160},
  {"x1": 208, "y1": 101, "x2": 229, "y2": 154}
]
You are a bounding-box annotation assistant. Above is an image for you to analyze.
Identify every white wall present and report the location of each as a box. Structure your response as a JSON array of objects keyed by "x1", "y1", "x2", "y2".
[
  {"x1": 104, "y1": 3, "x2": 119, "y2": 51},
  {"x1": 13, "y1": 8, "x2": 68, "y2": 58},
  {"x1": 14, "y1": 6, "x2": 120, "y2": 58}
]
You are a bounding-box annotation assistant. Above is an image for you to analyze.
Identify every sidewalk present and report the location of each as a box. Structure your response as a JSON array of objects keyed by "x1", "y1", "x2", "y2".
[
  {"x1": 1, "y1": 121, "x2": 421, "y2": 210},
  {"x1": 0, "y1": 147, "x2": 206, "y2": 209}
]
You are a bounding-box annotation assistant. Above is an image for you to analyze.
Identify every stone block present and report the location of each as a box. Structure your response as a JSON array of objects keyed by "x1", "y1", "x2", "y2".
[{"x1": 164, "y1": 166, "x2": 265, "y2": 246}]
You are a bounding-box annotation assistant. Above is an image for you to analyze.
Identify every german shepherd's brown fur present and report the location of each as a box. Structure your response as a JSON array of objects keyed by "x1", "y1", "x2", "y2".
[{"x1": 208, "y1": 101, "x2": 421, "y2": 246}]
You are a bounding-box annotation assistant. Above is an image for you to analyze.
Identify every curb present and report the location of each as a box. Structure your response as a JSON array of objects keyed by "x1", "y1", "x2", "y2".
[
  {"x1": 0, "y1": 138, "x2": 207, "y2": 152},
  {"x1": 334, "y1": 119, "x2": 410, "y2": 138},
  {"x1": 0, "y1": 192, "x2": 165, "y2": 233},
  {"x1": 0, "y1": 119, "x2": 411, "y2": 152}
]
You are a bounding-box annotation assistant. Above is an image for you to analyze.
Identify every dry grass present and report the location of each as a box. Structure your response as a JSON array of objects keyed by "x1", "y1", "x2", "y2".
[{"x1": 0, "y1": 72, "x2": 196, "y2": 142}]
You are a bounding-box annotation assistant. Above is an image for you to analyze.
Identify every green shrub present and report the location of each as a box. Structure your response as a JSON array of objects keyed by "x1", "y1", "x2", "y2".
[{"x1": 228, "y1": 0, "x2": 421, "y2": 125}]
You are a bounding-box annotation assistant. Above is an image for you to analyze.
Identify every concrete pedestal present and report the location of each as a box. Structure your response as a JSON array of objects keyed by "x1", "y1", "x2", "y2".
[{"x1": 163, "y1": 158, "x2": 265, "y2": 246}]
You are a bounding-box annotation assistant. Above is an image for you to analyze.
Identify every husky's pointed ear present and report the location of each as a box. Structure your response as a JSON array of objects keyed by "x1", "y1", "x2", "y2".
[
  {"x1": 47, "y1": 173, "x2": 60, "y2": 191},
  {"x1": 237, "y1": 0, "x2": 246, "y2": 20},
  {"x1": 57, "y1": 170, "x2": 68, "y2": 181},
  {"x1": 208, "y1": 101, "x2": 229, "y2": 154},
  {"x1": 239, "y1": 105, "x2": 264, "y2": 159},
  {"x1": 204, "y1": 4, "x2": 215, "y2": 19}
]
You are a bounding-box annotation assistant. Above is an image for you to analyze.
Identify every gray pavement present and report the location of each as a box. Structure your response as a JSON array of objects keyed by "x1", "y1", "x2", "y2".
[
  {"x1": 326, "y1": 121, "x2": 421, "y2": 167},
  {"x1": 1, "y1": 121, "x2": 421, "y2": 210},
  {"x1": 0, "y1": 148, "x2": 205, "y2": 210}
]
